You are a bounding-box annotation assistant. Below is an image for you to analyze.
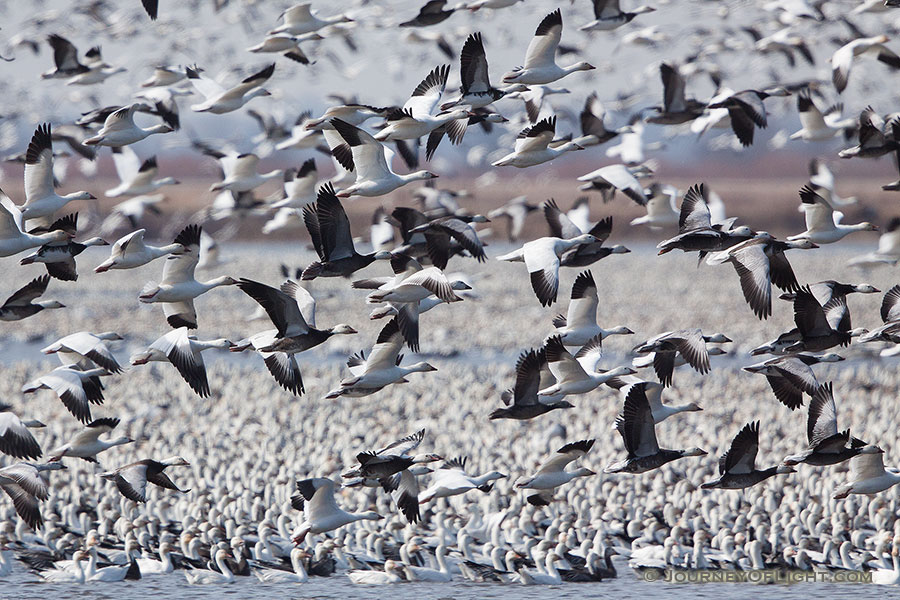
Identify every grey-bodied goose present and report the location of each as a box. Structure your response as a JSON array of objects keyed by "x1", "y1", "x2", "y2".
[
  {"x1": 701, "y1": 422, "x2": 794, "y2": 489},
  {"x1": 645, "y1": 63, "x2": 705, "y2": 125},
  {"x1": 786, "y1": 287, "x2": 867, "y2": 352},
  {"x1": 0, "y1": 461, "x2": 67, "y2": 529},
  {"x1": 706, "y1": 87, "x2": 791, "y2": 147},
  {"x1": 544, "y1": 199, "x2": 630, "y2": 267},
  {"x1": 657, "y1": 184, "x2": 755, "y2": 256},
  {"x1": 634, "y1": 329, "x2": 730, "y2": 387},
  {"x1": 100, "y1": 457, "x2": 190, "y2": 502},
  {"x1": 579, "y1": 0, "x2": 655, "y2": 31},
  {"x1": 743, "y1": 353, "x2": 844, "y2": 409},
  {"x1": 20, "y1": 213, "x2": 108, "y2": 281},
  {"x1": 490, "y1": 348, "x2": 574, "y2": 420},
  {"x1": 783, "y1": 383, "x2": 871, "y2": 466},
  {"x1": 0, "y1": 275, "x2": 64, "y2": 321},
  {"x1": 604, "y1": 384, "x2": 707, "y2": 473}
]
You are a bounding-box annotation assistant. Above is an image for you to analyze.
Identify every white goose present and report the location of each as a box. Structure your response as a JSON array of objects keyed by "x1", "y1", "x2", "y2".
[
  {"x1": 0, "y1": 410, "x2": 43, "y2": 460},
  {"x1": 247, "y1": 33, "x2": 321, "y2": 64},
  {"x1": 538, "y1": 335, "x2": 636, "y2": 398},
  {"x1": 290, "y1": 477, "x2": 382, "y2": 544},
  {"x1": 790, "y1": 90, "x2": 856, "y2": 141},
  {"x1": 0, "y1": 461, "x2": 67, "y2": 530},
  {"x1": 19, "y1": 124, "x2": 95, "y2": 220},
  {"x1": 21, "y1": 366, "x2": 109, "y2": 424},
  {"x1": 185, "y1": 549, "x2": 235, "y2": 584},
  {"x1": 403, "y1": 544, "x2": 452, "y2": 582},
  {"x1": 492, "y1": 116, "x2": 584, "y2": 168},
  {"x1": 209, "y1": 153, "x2": 283, "y2": 193},
  {"x1": 84, "y1": 104, "x2": 174, "y2": 147},
  {"x1": 41, "y1": 331, "x2": 123, "y2": 373},
  {"x1": 787, "y1": 185, "x2": 877, "y2": 244},
  {"x1": 48, "y1": 417, "x2": 132, "y2": 463},
  {"x1": 831, "y1": 34, "x2": 900, "y2": 93},
  {"x1": 270, "y1": 159, "x2": 318, "y2": 209},
  {"x1": 517, "y1": 552, "x2": 563, "y2": 584},
  {"x1": 255, "y1": 547, "x2": 309, "y2": 583},
  {"x1": 348, "y1": 559, "x2": 404, "y2": 584},
  {"x1": 130, "y1": 328, "x2": 231, "y2": 398},
  {"x1": 187, "y1": 64, "x2": 275, "y2": 114},
  {"x1": 328, "y1": 118, "x2": 438, "y2": 198},
  {"x1": 552, "y1": 270, "x2": 634, "y2": 346},
  {"x1": 833, "y1": 447, "x2": 900, "y2": 499},
  {"x1": 0, "y1": 196, "x2": 69, "y2": 257},
  {"x1": 106, "y1": 147, "x2": 179, "y2": 197},
  {"x1": 502, "y1": 10, "x2": 594, "y2": 85},
  {"x1": 629, "y1": 184, "x2": 679, "y2": 229},
  {"x1": 515, "y1": 440, "x2": 596, "y2": 505},
  {"x1": 95, "y1": 228, "x2": 184, "y2": 273},
  {"x1": 138, "y1": 225, "x2": 237, "y2": 329},
  {"x1": 497, "y1": 233, "x2": 599, "y2": 306},
  {"x1": 268, "y1": 3, "x2": 353, "y2": 35},
  {"x1": 136, "y1": 541, "x2": 174, "y2": 575},
  {"x1": 38, "y1": 551, "x2": 88, "y2": 583},
  {"x1": 418, "y1": 457, "x2": 507, "y2": 503}
]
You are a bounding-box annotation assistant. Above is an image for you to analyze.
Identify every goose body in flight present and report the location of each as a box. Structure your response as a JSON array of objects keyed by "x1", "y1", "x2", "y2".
[
  {"x1": 490, "y1": 348, "x2": 574, "y2": 419},
  {"x1": 0, "y1": 409, "x2": 44, "y2": 460},
  {"x1": 552, "y1": 271, "x2": 633, "y2": 346},
  {"x1": 502, "y1": 10, "x2": 595, "y2": 85},
  {"x1": 209, "y1": 153, "x2": 283, "y2": 193},
  {"x1": 20, "y1": 214, "x2": 108, "y2": 281},
  {"x1": 418, "y1": 456, "x2": 507, "y2": 503},
  {"x1": 634, "y1": 329, "x2": 728, "y2": 387},
  {"x1": 186, "y1": 64, "x2": 275, "y2": 114},
  {"x1": 538, "y1": 335, "x2": 636, "y2": 398},
  {"x1": 130, "y1": 328, "x2": 232, "y2": 397},
  {"x1": 442, "y1": 33, "x2": 525, "y2": 110},
  {"x1": 0, "y1": 461, "x2": 67, "y2": 530},
  {"x1": 22, "y1": 366, "x2": 109, "y2": 423},
  {"x1": 833, "y1": 447, "x2": 900, "y2": 499},
  {"x1": 49, "y1": 417, "x2": 132, "y2": 463},
  {"x1": 95, "y1": 228, "x2": 184, "y2": 273},
  {"x1": 787, "y1": 185, "x2": 877, "y2": 244},
  {"x1": 515, "y1": 440, "x2": 596, "y2": 505},
  {"x1": 791, "y1": 89, "x2": 856, "y2": 141},
  {"x1": 269, "y1": 3, "x2": 353, "y2": 36},
  {"x1": 19, "y1": 124, "x2": 95, "y2": 220},
  {"x1": 106, "y1": 149, "x2": 179, "y2": 197},
  {"x1": 0, "y1": 275, "x2": 64, "y2": 321},
  {"x1": 831, "y1": 34, "x2": 900, "y2": 93},
  {"x1": 646, "y1": 63, "x2": 705, "y2": 125},
  {"x1": 100, "y1": 456, "x2": 190, "y2": 502},
  {"x1": 743, "y1": 353, "x2": 843, "y2": 409},
  {"x1": 41, "y1": 330, "x2": 123, "y2": 373},
  {"x1": 290, "y1": 477, "x2": 382, "y2": 544},
  {"x1": 783, "y1": 382, "x2": 871, "y2": 466},
  {"x1": 580, "y1": 0, "x2": 655, "y2": 31},
  {"x1": 41, "y1": 34, "x2": 92, "y2": 79},
  {"x1": 838, "y1": 108, "x2": 899, "y2": 159},
  {"x1": 542, "y1": 200, "x2": 630, "y2": 267},
  {"x1": 84, "y1": 104, "x2": 174, "y2": 146},
  {"x1": 701, "y1": 422, "x2": 794, "y2": 489},
  {"x1": 492, "y1": 116, "x2": 585, "y2": 167}
]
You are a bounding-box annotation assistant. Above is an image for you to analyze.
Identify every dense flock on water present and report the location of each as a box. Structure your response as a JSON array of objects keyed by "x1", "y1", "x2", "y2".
[{"x1": 6, "y1": 0, "x2": 900, "y2": 592}]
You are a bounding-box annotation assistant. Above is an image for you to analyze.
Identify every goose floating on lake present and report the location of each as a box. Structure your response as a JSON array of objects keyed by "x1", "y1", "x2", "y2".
[
  {"x1": 701, "y1": 422, "x2": 794, "y2": 489},
  {"x1": 502, "y1": 10, "x2": 595, "y2": 85}
]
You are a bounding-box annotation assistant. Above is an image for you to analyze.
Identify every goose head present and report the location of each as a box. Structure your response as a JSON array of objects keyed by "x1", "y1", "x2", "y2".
[
  {"x1": 412, "y1": 453, "x2": 443, "y2": 464},
  {"x1": 482, "y1": 471, "x2": 508, "y2": 482},
  {"x1": 608, "y1": 326, "x2": 634, "y2": 335},
  {"x1": 329, "y1": 324, "x2": 357, "y2": 335},
  {"x1": 573, "y1": 467, "x2": 597, "y2": 478},
  {"x1": 81, "y1": 237, "x2": 109, "y2": 247},
  {"x1": 605, "y1": 366, "x2": 638, "y2": 377},
  {"x1": 682, "y1": 402, "x2": 703, "y2": 412},
  {"x1": 815, "y1": 352, "x2": 844, "y2": 363},
  {"x1": 776, "y1": 465, "x2": 796, "y2": 475},
  {"x1": 470, "y1": 214, "x2": 490, "y2": 223},
  {"x1": 681, "y1": 447, "x2": 708, "y2": 457},
  {"x1": 37, "y1": 300, "x2": 65, "y2": 309},
  {"x1": 569, "y1": 233, "x2": 599, "y2": 246},
  {"x1": 704, "y1": 333, "x2": 732, "y2": 343},
  {"x1": 408, "y1": 361, "x2": 438, "y2": 373},
  {"x1": 97, "y1": 332, "x2": 124, "y2": 341},
  {"x1": 358, "y1": 511, "x2": 382, "y2": 522},
  {"x1": 760, "y1": 86, "x2": 791, "y2": 98},
  {"x1": 148, "y1": 124, "x2": 175, "y2": 135},
  {"x1": 161, "y1": 456, "x2": 190, "y2": 467},
  {"x1": 707, "y1": 347, "x2": 728, "y2": 357},
  {"x1": 569, "y1": 61, "x2": 596, "y2": 73},
  {"x1": 857, "y1": 222, "x2": 879, "y2": 232},
  {"x1": 36, "y1": 461, "x2": 67, "y2": 472},
  {"x1": 409, "y1": 171, "x2": 439, "y2": 182},
  {"x1": 213, "y1": 276, "x2": 238, "y2": 286},
  {"x1": 130, "y1": 350, "x2": 153, "y2": 365},
  {"x1": 64, "y1": 191, "x2": 97, "y2": 201},
  {"x1": 248, "y1": 88, "x2": 272, "y2": 100},
  {"x1": 852, "y1": 284, "x2": 880, "y2": 293}
]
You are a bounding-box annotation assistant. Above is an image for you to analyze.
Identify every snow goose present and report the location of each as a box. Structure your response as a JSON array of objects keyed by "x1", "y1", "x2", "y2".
[
  {"x1": 140, "y1": 64, "x2": 189, "y2": 88},
  {"x1": 247, "y1": 33, "x2": 321, "y2": 64},
  {"x1": 543, "y1": 200, "x2": 630, "y2": 267},
  {"x1": 237, "y1": 278, "x2": 356, "y2": 354},
  {"x1": 209, "y1": 153, "x2": 282, "y2": 193},
  {"x1": 100, "y1": 456, "x2": 189, "y2": 503},
  {"x1": 502, "y1": 10, "x2": 595, "y2": 85},
  {"x1": 400, "y1": 1, "x2": 457, "y2": 26},
  {"x1": 325, "y1": 318, "x2": 436, "y2": 399},
  {"x1": 306, "y1": 104, "x2": 387, "y2": 130},
  {"x1": 515, "y1": 440, "x2": 596, "y2": 505},
  {"x1": 49, "y1": 418, "x2": 132, "y2": 463},
  {"x1": 84, "y1": 103, "x2": 174, "y2": 147},
  {"x1": 580, "y1": 0, "x2": 655, "y2": 31},
  {"x1": 38, "y1": 551, "x2": 88, "y2": 583},
  {"x1": 403, "y1": 544, "x2": 451, "y2": 582},
  {"x1": 629, "y1": 183, "x2": 679, "y2": 228},
  {"x1": 300, "y1": 183, "x2": 391, "y2": 279},
  {"x1": 408, "y1": 214, "x2": 488, "y2": 267},
  {"x1": 348, "y1": 559, "x2": 404, "y2": 584},
  {"x1": 255, "y1": 547, "x2": 309, "y2": 582},
  {"x1": 328, "y1": 118, "x2": 438, "y2": 197},
  {"x1": 269, "y1": 159, "x2": 317, "y2": 211},
  {"x1": 860, "y1": 284, "x2": 900, "y2": 343},
  {"x1": 702, "y1": 422, "x2": 794, "y2": 489},
  {"x1": 576, "y1": 165, "x2": 647, "y2": 204},
  {"x1": 552, "y1": 270, "x2": 633, "y2": 346},
  {"x1": 833, "y1": 447, "x2": 900, "y2": 499},
  {"x1": 634, "y1": 329, "x2": 727, "y2": 387},
  {"x1": 41, "y1": 35, "x2": 92, "y2": 79},
  {"x1": 185, "y1": 548, "x2": 234, "y2": 584},
  {"x1": 791, "y1": 89, "x2": 856, "y2": 141},
  {"x1": 22, "y1": 366, "x2": 109, "y2": 423},
  {"x1": 783, "y1": 382, "x2": 872, "y2": 466},
  {"x1": 517, "y1": 552, "x2": 563, "y2": 585},
  {"x1": 706, "y1": 87, "x2": 790, "y2": 146},
  {"x1": 487, "y1": 196, "x2": 536, "y2": 242},
  {"x1": 645, "y1": 63, "x2": 705, "y2": 124},
  {"x1": 130, "y1": 327, "x2": 231, "y2": 397},
  {"x1": 0, "y1": 275, "x2": 64, "y2": 321},
  {"x1": 290, "y1": 478, "x2": 382, "y2": 544},
  {"x1": 230, "y1": 328, "x2": 305, "y2": 395},
  {"x1": 604, "y1": 385, "x2": 707, "y2": 474},
  {"x1": 139, "y1": 225, "x2": 237, "y2": 329},
  {"x1": 705, "y1": 233, "x2": 815, "y2": 320},
  {"x1": 20, "y1": 214, "x2": 108, "y2": 281},
  {"x1": 0, "y1": 409, "x2": 43, "y2": 460},
  {"x1": 94, "y1": 228, "x2": 184, "y2": 272},
  {"x1": 41, "y1": 331, "x2": 123, "y2": 373},
  {"x1": 786, "y1": 286, "x2": 867, "y2": 352},
  {"x1": 269, "y1": 3, "x2": 353, "y2": 35},
  {"x1": 832, "y1": 35, "x2": 900, "y2": 93},
  {"x1": 0, "y1": 195, "x2": 69, "y2": 258},
  {"x1": 657, "y1": 184, "x2": 755, "y2": 256},
  {"x1": 374, "y1": 65, "x2": 471, "y2": 143},
  {"x1": 418, "y1": 457, "x2": 507, "y2": 503},
  {"x1": 274, "y1": 114, "x2": 325, "y2": 152},
  {"x1": 490, "y1": 348, "x2": 574, "y2": 419},
  {"x1": 135, "y1": 541, "x2": 174, "y2": 575},
  {"x1": 186, "y1": 63, "x2": 274, "y2": 114},
  {"x1": 492, "y1": 116, "x2": 585, "y2": 167},
  {"x1": 538, "y1": 335, "x2": 636, "y2": 398},
  {"x1": 496, "y1": 231, "x2": 598, "y2": 306},
  {"x1": 65, "y1": 48, "x2": 126, "y2": 86},
  {"x1": 19, "y1": 124, "x2": 95, "y2": 220},
  {"x1": 787, "y1": 185, "x2": 877, "y2": 244},
  {"x1": 442, "y1": 33, "x2": 525, "y2": 110},
  {"x1": 0, "y1": 462, "x2": 66, "y2": 530},
  {"x1": 838, "y1": 108, "x2": 899, "y2": 158},
  {"x1": 743, "y1": 353, "x2": 843, "y2": 409},
  {"x1": 106, "y1": 148, "x2": 179, "y2": 197},
  {"x1": 608, "y1": 379, "x2": 701, "y2": 422}
]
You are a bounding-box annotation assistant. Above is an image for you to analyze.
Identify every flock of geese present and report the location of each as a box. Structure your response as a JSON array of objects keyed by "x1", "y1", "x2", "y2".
[{"x1": 5, "y1": 0, "x2": 900, "y2": 591}]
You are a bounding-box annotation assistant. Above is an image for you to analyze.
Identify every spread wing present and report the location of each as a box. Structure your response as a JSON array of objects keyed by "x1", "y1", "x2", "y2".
[{"x1": 524, "y1": 9, "x2": 561, "y2": 70}]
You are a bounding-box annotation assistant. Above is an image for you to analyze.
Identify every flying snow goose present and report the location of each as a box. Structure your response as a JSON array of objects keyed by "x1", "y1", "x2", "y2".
[
  {"x1": 65, "y1": 47, "x2": 126, "y2": 86},
  {"x1": 576, "y1": 165, "x2": 647, "y2": 204},
  {"x1": 706, "y1": 87, "x2": 791, "y2": 146},
  {"x1": 237, "y1": 278, "x2": 356, "y2": 356},
  {"x1": 833, "y1": 447, "x2": 900, "y2": 499},
  {"x1": 106, "y1": 148, "x2": 179, "y2": 197},
  {"x1": 325, "y1": 318, "x2": 436, "y2": 398},
  {"x1": 300, "y1": 182, "x2": 391, "y2": 279},
  {"x1": 515, "y1": 440, "x2": 596, "y2": 505},
  {"x1": 442, "y1": 33, "x2": 524, "y2": 110},
  {"x1": 49, "y1": 418, "x2": 132, "y2": 463},
  {"x1": 489, "y1": 348, "x2": 574, "y2": 419},
  {"x1": 543, "y1": 199, "x2": 630, "y2": 267},
  {"x1": 41, "y1": 35, "x2": 92, "y2": 79},
  {"x1": 607, "y1": 378, "x2": 702, "y2": 422},
  {"x1": 305, "y1": 104, "x2": 388, "y2": 130},
  {"x1": 230, "y1": 328, "x2": 304, "y2": 395},
  {"x1": 860, "y1": 284, "x2": 900, "y2": 343},
  {"x1": 657, "y1": 184, "x2": 754, "y2": 256},
  {"x1": 786, "y1": 286, "x2": 867, "y2": 353},
  {"x1": 701, "y1": 422, "x2": 794, "y2": 489},
  {"x1": 538, "y1": 335, "x2": 636, "y2": 398},
  {"x1": 140, "y1": 64, "x2": 189, "y2": 87},
  {"x1": 604, "y1": 384, "x2": 707, "y2": 473},
  {"x1": 788, "y1": 185, "x2": 877, "y2": 244},
  {"x1": 20, "y1": 213, "x2": 108, "y2": 281},
  {"x1": 399, "y1": 0, "x2": 457, "y2": 26},
  {"x1": 22, "y1": 366, "x2": 109, "y2": 423},
  {"x1": 832, "y1": 35, "x2": 900, "y2": 93},
  {"x1": 497, "y1": 232, "x2": 598, "y2": 306},
  {"x1": 409, "y1": 214, "x2": 489, "y2": 267},
  {"x1": 629, "y1": 183, "x2": 679, "y2": 228},
  {"x1": 328, "y1": 118, "x2": 438, "y2": 197},
  {"x1": 552, "y1": 270, "x2": 634, "y2": 346},
  {"x1": 209, "y1": 153, "x2": 282, "y2": 193},
  {"x1": 374, "y1": 65, "x2": 471, "y2": 143},
  {"x1": 247, "y1": 33, "x2": 321, "y2": 64},
  {"x1": 0, "y1": 275, "x2": 64, "y2": 321},
  {"x1": 418, "y1": 456, "x2": 507, "y2": 503},
  {"x1": 186, "y1": 63, "x2": 275, "y2": 114},
  {"x1": 0, "y1": 409, "x2": 44, "y2": 459},
  {"x1": 95, "y1": 228, "x2": 184, "y2": 273},
  {"x1": 487, "y1": 196, "x2": 537, "y2": 242},
  {"x1": 580, "y1": 0, "x2": 655, "y2": 31},
  {"x1": 0, "y1": 195, "x2": 70, "y2": 258},
  {"x1": 130, "y1": 328, "x2": 231, "y2": 397},
  {"x1": 275, "y1": 113, "x2": 325, "y2": 151},
  {"x1": 502, "y1": 10, "x2": 595, "y2": 85},
  {"x1": 41, "y1": 331, "x2": 123, "y2": 373},
  {"x1": 784, "y1": 382, "x2": 871, "y2": 466},
  {"x1": 19, "y1": 124, "x2": 95, "y2": 220},
  {"x1": 838, "y1": 108, "x2": 899, "y2": 158},
  {"x1": 290, "y1": 478, "x2": 382, "y2": 544},
  {"x1": 634, "y1": 329, "x2": 729, "y2": 387},
  {"x1": 492, "y1": 116, "x2": 585, "y2": 167},
  {"x1": 138, "y1": 224, "x2": 237, "y2": 329},
  {"x1": 743, "y1": 353, "x2": 843, "y2": 409},
  {"x1": 100, "y1": 456, "x2": 190, "y2": 502},
  {"x1": 645, "y1": 63, "x2": 705, "y2": 124},
  {"x1": 791, "y1": 89, "x2": 856, "y2": 141},
  {"x1": 269, "y1": 3, "x2": 353, "y2": 35},
  {"x1": 270, "y1": 159, "x2": 318, "y2": 209},
  {"x1": 0, "y1": 462, "x2": 67, "y2": 530},
  {"x1": 83, "y1": 104, "x2": 174, "y2": 147}
]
